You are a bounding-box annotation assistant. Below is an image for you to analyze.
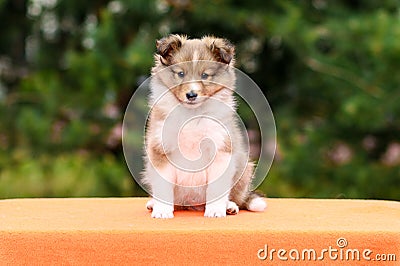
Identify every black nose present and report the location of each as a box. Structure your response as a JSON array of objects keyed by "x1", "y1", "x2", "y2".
[{"x1": 186, "y1": 90, "x2": 198, "y2": 101}]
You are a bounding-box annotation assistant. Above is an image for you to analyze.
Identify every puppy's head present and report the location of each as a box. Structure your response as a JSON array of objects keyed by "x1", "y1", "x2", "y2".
[{"x1": 152, "y1": 34, "x2": 236, "y2": 108}]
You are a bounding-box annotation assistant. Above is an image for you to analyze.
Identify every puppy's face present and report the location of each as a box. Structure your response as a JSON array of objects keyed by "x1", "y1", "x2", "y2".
[{"x1": 152, "y1": 35, "x2": 236, "y2": 108}]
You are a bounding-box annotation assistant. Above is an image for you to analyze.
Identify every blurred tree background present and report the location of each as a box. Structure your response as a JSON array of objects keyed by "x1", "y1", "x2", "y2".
[{"x1": 0, "y1": 0, "x2": 399, "y2": 200}]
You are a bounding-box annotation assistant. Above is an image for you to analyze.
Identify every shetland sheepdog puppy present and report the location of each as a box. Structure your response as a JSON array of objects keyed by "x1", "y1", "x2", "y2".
[{"x1": 143, "y1": 34, "x2": 266, "y2": 218}]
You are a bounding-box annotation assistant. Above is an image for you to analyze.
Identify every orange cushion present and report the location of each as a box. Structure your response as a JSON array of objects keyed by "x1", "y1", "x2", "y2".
[{"x1": 1, "y1": 198, "x2": 399, "y2": 265}]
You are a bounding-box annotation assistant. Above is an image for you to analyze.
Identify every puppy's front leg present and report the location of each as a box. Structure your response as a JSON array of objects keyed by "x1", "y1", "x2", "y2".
[
  {"x1": 204, "y1": 191, "x2": 230, "y2": 218},
  {"x1": 204, "y1": 153, "x2": 235, "y2": 218},
  {"x1": 146, "y1": 163, "x2": 175, "y2": 218},
  {"x1": 151, "y1": 198, "x2": 174, "y2": 219}
]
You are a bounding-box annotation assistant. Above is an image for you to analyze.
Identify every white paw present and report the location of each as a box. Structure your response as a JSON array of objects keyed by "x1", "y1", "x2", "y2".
[
  {"x1": 204, "y1": 204, "x2": 226, "y2": 218},
  {"x1": 226, "y1": 200, "x2": 239, "y2": 215},
  {"x1": 151, "y1": 202, "x2": 174, "y2": 219},
  {"x1": 248, "y1": 197, "x2": 267, "y2": 212},
  {"x1": 146, "y1": 199, "x2": 154, "y2": 211}
]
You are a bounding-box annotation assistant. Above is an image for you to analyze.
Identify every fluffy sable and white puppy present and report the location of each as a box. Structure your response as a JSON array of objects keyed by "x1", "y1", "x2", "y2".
[{"x1": 143, "y1": 34, "x2": 267, "y2": 218}]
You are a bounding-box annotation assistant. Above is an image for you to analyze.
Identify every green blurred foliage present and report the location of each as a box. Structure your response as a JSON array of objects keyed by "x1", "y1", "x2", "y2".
[{"x1": 0, "y1": 0, "x2": 399, "y2": 200}]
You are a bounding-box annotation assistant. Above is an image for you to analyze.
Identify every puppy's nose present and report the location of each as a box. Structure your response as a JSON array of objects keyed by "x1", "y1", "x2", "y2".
[{"x1": 186, "y1": 90, "x2": 198, "y2": 101}]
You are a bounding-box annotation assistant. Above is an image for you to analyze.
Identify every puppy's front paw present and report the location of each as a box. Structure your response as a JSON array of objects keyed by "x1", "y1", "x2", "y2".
[
  {"x1": 151, "y1": 202, "x2": 174, "y2": 219},
  {"x1": 204, "y1": 204, "x2": 226, "y2": 218}
]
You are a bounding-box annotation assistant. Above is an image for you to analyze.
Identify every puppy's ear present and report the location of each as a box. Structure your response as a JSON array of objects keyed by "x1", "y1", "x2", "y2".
[
  {"x1": 156, "y1": 34, "x2": 185, "y2": 65},
  {"x1": 202, "y1": 36, "x2": 235, "y2": 64}
]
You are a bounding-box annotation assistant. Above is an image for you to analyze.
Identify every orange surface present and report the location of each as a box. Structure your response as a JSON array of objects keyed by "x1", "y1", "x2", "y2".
[{"x1": 0, "y1": 197, "x2": 399, "y2": 265}]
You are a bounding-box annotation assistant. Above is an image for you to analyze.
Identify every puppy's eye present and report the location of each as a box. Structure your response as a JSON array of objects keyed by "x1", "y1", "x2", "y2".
[
  {"x1": 177, "y1": 71, "x2": 185, "y2": 78},
  {"x1": 201, "y1": 73, "x2": 209, "y2": 80}
]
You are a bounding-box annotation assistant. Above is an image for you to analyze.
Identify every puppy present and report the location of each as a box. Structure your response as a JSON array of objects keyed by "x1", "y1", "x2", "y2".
[{"x1": 143, "y1": 34, "x2": 266, "y2": 218}]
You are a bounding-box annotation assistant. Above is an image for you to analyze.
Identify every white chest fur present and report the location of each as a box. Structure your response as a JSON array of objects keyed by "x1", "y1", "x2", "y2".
[
  {"x1": 153, "y1": 102, "x2": 233, "y2": 187},
  {"x1": 159, "y1": 104, "x2": 229, "y2": 158}
]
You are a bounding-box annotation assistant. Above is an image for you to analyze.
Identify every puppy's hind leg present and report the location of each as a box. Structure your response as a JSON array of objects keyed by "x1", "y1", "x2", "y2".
[
  {"x1": 146, "y1": 198, "x2": 154, "y2": 211},
  {"x1": 226, "y1": 200, "x2": 239, "y2": 215}
]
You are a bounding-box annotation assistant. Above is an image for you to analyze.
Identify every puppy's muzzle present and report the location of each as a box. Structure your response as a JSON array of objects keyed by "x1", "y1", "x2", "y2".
[{"x1": 186, "y1": 90, "x2": 198, "y2": 102}]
